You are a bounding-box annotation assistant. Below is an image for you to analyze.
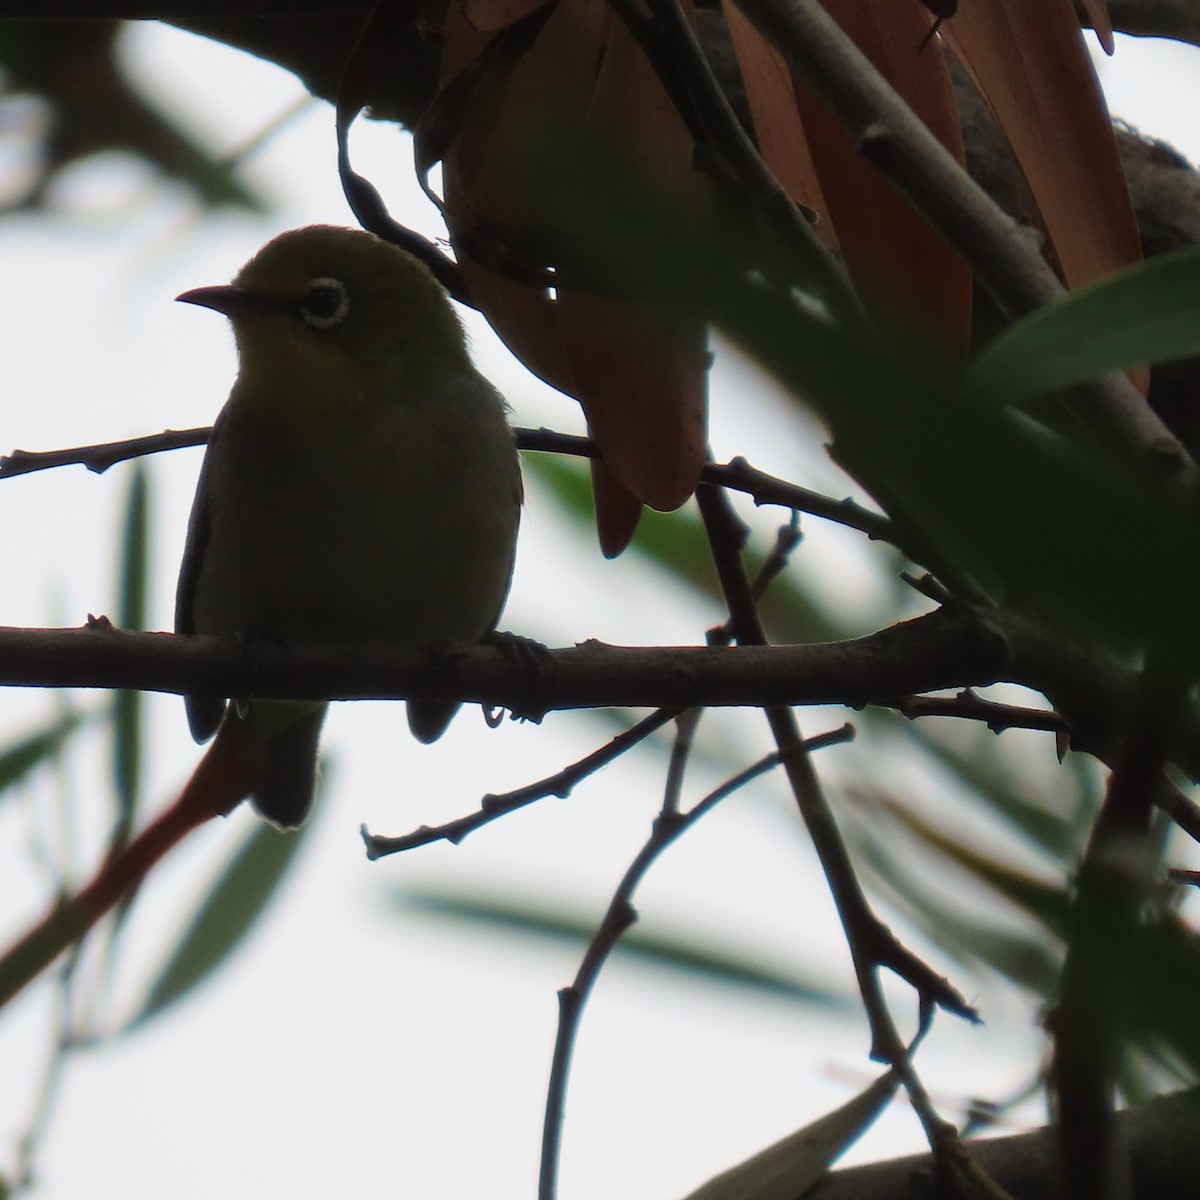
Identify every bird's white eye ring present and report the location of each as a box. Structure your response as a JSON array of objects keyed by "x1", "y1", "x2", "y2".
[{"x1": 299, "y1": 277, "x2": 350, "y2": 329}]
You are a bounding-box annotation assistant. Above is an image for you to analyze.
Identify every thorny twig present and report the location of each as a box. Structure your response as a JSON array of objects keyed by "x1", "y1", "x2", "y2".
[
  {"x1": 362, "y1": 708, "x2": 682, "y2": 858},
  {"x1": 708, "y1": 509, "x2": 804, "y2": 645},
  {"x1": 0, "y1": 428, "x2": 212, "y2": 477},
  {"x1": 895, "y1": 688, "x2": 1068, "y2": 735}
]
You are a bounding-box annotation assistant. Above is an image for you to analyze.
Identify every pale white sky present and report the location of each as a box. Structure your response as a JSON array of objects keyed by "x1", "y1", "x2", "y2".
[{"x1": 0, "y1": 21, "x2": 1198, "y2": 1200}]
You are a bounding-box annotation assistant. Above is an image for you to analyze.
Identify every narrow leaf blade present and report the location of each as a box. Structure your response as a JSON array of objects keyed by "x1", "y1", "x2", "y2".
[
  {"x1": 0, "y1": 710, "x2": 87, "y2": 799},
  {"x1": 128, "y1": 820, "x2": 312, "y2": 1030},
  {"x1": 113, "y1": 462, "x2": 150, "y2": 836},
  {"x1": 680, "y1": 1070, "x2": 899, "y2": 1200},
  {"x1": 967, "y1": 246, "x2": 1200, "y2": 405}
]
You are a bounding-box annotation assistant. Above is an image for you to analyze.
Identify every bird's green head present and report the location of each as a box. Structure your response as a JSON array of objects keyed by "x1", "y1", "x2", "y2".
[{"x1": 177, "y1": 225, "x2": 472, "y2": 422}]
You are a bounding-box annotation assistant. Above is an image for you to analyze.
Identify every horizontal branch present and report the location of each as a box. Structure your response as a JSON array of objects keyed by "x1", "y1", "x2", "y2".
[
  {"x1": 0, "y1": 2, "x2": 377, "y2": 16},
  {"x1": 1104, "y1": 0, "x2": 1200, "y2": 47},
  {"x1": 0, "y1": 605, "x2": 1166, "y2": 764},
  {"x1": 0, "y1": 609, "x2": 1007, "y2": 713},
  {"x1": 2, "y1": 0, "x2": 1192, "y2": 48},
  {"x1": 4, "y1": 604, "x2": 1193, "y2": 783}
]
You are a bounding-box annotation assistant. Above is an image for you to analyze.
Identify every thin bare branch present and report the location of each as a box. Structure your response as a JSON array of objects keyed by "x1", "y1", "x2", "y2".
[
  {"x1": 707, "y1": 455, "x2": 897, "y2": 543},
  {"x1": 5, "y1": 606, "x2": 1198, "y2": 786},
  {"x1": 538, "y1": 724, "x2": 855, "y2": 1200}
]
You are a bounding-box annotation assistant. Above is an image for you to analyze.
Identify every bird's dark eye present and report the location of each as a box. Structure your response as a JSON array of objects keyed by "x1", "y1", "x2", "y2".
[{"x1": 298, "y1": 277, "x2": 350, "y2": 330}]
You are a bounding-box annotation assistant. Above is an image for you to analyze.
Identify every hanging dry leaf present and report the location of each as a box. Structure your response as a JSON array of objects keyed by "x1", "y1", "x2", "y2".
[
  {"x1": 462, "y1": 0, "x2": 553, "y2": 35},
  {"x1": 1078, "y1": 0, "x2": 1115, "y2": 55},
  {"x1": 943, "y1": 0, "x2": 1138, "y2": 293},
  {"x1": 437, "y1": 0, "x2": 709, "y2": 548},
  {"x1": 590, "y1": 457, "x2": 647, "y2": 558},
  {"x1": 719, "y1": 0, "x2": 833, "y2": 247},
  {"x1": 554, "y1": 7, "x2": 707, "y2": 514},
  {"x1": 788, "y1": 0, "x2": 972, "y2": 345}
]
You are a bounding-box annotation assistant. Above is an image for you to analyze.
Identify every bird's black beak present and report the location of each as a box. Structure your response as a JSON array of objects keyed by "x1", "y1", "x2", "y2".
[{"x1": 175, "y1": 284, "x2": 264, "y2": 318}]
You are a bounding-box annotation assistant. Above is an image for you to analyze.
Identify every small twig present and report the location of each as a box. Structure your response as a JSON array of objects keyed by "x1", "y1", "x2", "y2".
[
  {"x1": 707, "y1": 455, "x2": 897, "y2": 544},
  {"x1": 895, "y1": 689, "x2": 1069, "y2": 736},
  {"x1": 751, "y1": 510, "x2": 802, "y2": 603},
  {"x1": 662, "y1": 709, "x2": 702, "y2": 817},
  {"x1": 538, "y1": 724, "x2": 854, "y2": 1200},
  {"x1": 0, "y1": 428, "x2": 211, "y2": 478},
  {"x1": 515, "y1": 427, "x2": 597, "y2": 459},
  {"x1": 362, "y1": 708, "x2": 683, "y2": 858},
  {"x1": 901, "y1": 570, "x2": 955, "y2": 606},
  {"x1": 709, "y1": 509, "x2": 805, "y2": 645},
  {"x1": 334, "y1": 3, "x2": 468, "y2": 302}
]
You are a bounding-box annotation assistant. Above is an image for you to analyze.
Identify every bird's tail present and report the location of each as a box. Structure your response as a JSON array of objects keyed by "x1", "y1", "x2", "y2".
[{"x1": 241, "y1": 704, "x2": 327, "y2": 828}]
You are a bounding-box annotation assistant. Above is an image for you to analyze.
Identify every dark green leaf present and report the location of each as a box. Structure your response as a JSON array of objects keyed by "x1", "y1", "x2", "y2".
[
  {"x1": 904, "y1": 718, "x2": 1083, "y2": 861},
  {"x1": 394, "y1": 889, "x2": 851, "y2": 1009},
  {"x1": 873, "y1": 793, "x2": 1071, "y2": 930},
  {"x1": 0, "y1": 710, "x2": 87, "y2": 797},
  {"x1": 112, "y1": 462, "x2": 150, "y2": 841},
  {"x1": 966, "y1": 247, "x2": 1200, "y2": 405},
  {"x1": 128, "y1": 820, "x2": 312, "y2": 1030},
  {"x1": 527, "y1": 454, "x2": 847, "y2": 642},
  {"x1": 681, "y1": 1070, "x2": 898, "y2": 1200}
]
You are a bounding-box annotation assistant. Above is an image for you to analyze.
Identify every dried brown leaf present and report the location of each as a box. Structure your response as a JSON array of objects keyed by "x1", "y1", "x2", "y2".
[
  {"x1": 439, "y1": 0, "x2": 708, "y2": 524},
  {"x1": 1078, "y1": 0, "x2": 1115, "y2": 55},
  {"x1": 590, "y1": 456, "x2": 645, "y2": 557},
  {"x1": 943, "y1": 0, "x2": 1139, "y2": 293},
  {"x1": 719, "y1": 1, "x2": 834, "y2": 248},
  {"x1": 789, "y1": 0, "x2": 972, "y2": 343},
  {"x1": 462, "y1": 0, "x2": 554, "y2": 35}
]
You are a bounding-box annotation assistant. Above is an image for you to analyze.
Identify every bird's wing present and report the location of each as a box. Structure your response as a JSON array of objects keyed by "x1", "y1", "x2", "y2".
[{"x1": 176, "y1": 411, "x2": 228, "y2": 743}]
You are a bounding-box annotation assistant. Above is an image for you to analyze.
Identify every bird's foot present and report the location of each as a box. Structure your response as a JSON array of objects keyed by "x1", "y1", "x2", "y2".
[{"x1": 483, "y1": 630, "x2": 552, "y2": 727}]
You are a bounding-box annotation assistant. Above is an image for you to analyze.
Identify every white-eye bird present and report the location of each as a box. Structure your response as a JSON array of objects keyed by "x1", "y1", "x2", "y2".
[{"x1": 175, "y1": 225, "x2": 522, "y2": 828}]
